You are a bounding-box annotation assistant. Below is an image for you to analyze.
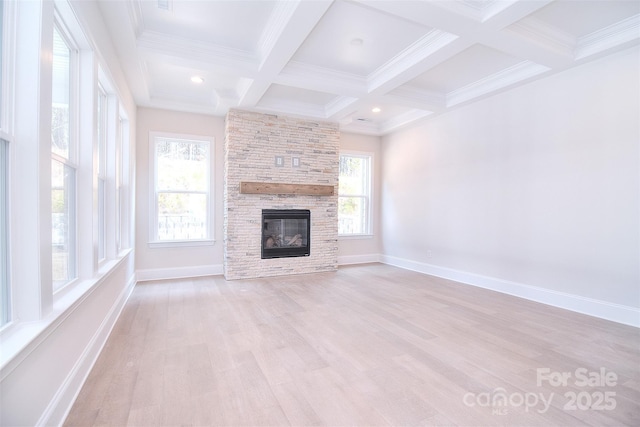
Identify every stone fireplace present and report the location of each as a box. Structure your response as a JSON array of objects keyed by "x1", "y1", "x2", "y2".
[{"x1": 223, "y1": 109, "x2": 339, "y2": 280}]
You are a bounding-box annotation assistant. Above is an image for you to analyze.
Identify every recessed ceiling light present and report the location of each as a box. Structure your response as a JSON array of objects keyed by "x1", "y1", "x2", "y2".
[
  {"x1": 190, "y1": 76, "x2": 204, "y2": 84},
  {"x1": 372, "y1": 107, "x2": 381, "y2": 113},
  {"x1": 350, "y1": 38, "x2": 364, "y2": 46}
]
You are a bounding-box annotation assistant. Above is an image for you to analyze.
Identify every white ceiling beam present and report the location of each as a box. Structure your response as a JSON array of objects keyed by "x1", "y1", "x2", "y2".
[
  {"x1": 367, "y1": 29, "x2": 460, "y2": 93},
  {"x1": 366, "y1": 37, "x2": 472, "y2": 96},
  {"x1": 480, "y1": 0, "x2": 554, "y2": 30},
  {"x1": 322, "y1": 36, "x2": 470, "y2": 122},
  {"x1": 355, "y1": 0, "x2": 572, "y2": 69},
  {"x1": 238, "y1": 0, "x2": 334, "y2": 107},
  {"x1": 325, "y1": 96, "x2": 359, "y2": 119}
]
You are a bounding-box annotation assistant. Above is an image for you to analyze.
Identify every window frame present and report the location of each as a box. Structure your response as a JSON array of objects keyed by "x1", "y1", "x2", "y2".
[
  {"x1": 96, "y1": 83, "x2": 107, "y2": 263},
  {"x1": 338, "y1": 151, "x2": 373, "y2": 237},
  {"x1": 149, "y1": 131, "x2": 214, "y2": 247},
  {"x1": 51, "y1": 16, "x2": 79, "y2": 292},
  {"x1": 0, "y1": 138, "x2": 9, "y2": 327},
  {"x1": 117, "y1": 112, "x2": 130, "y2": 252},
  {"x1": 0, "y1": 0, "x2": 15, "y2": 329}
]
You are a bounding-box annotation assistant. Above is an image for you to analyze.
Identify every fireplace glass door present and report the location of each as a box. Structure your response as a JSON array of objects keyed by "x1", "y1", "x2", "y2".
[{"x1": 262, "y1": 209, "x2": 310, "y2": 259}]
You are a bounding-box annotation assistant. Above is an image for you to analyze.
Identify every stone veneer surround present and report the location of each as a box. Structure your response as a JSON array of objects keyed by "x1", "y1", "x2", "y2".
[{"x1": 224, "y1": 109, "x2": 339, "y2": 280}]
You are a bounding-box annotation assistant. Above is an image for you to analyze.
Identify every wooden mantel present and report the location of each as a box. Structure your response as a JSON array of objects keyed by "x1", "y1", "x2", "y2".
[{"x1": 240, "y1": 181, "x2": 334, "y2": 196}]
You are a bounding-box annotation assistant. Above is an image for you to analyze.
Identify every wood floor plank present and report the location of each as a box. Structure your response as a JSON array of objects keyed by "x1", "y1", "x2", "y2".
[
  {"x1": 270, "y1": 381, "x2": 323, "y2": 426},
  {"x1": 65, "y1": 263, "x2": 640, "y2": 426}
]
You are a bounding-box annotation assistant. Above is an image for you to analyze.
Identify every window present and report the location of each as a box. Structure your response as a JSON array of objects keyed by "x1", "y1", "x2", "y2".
[
  {"x1": 117, "y1": 114, "x2": 130, "y2": 250},
  {"x1": 97, "y1": 84, "x2": 106, "y2": 261},
  {"x1": 0, "y1": 0, "x2": 10, "y2": 327},
  {"x1": 115, "y1": 116, "x2": 121, "y2": 250},
  {"x1": 338, "y1": 153, "x2": 372, "y2": 236},
  {"x1": 51, "y1": 24, "x2": 77, "y2": 290},
  {"x1": 151, "y1": 133, "x2": 211, "y2": 243},
  {"x1": 0, "y1": 0, "x2": 3, "y2": 122},
  {"x1": 0, "y1": 138, "x2": 9, "y2": 326}
]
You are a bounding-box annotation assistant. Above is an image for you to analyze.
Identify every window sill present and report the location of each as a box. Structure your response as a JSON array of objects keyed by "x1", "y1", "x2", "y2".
[
  {"x1": 148, "y1": 239, "x2": 215, "y2": 249},
  {"x1": 339, "y1": 234, "x2": 374, "y2": 240}
]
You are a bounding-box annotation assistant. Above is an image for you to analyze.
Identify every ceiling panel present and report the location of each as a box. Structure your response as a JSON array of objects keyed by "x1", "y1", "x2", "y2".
[
  {"x1": 145, "y1": 59, "x2": 242, "y2": 104},
  {"x1": 139, "y1": 0, "x2": 277, "y2": 51},
  {"x1": 527, "y1": 0, "x2": 640, "y2": 38},
  {"x1": 290, "y1": 0, "x2": 433, "y2": 76}
]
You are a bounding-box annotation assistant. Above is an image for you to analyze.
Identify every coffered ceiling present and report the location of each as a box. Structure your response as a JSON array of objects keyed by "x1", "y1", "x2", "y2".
[{"x1": 97, "y1": 0, "x2": 640, "y2": 135}]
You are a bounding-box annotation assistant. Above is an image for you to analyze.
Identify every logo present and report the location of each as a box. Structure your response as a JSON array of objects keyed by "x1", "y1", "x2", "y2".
[{"x1": 462, "y1": 367, "x2": 618, "y2": 415}]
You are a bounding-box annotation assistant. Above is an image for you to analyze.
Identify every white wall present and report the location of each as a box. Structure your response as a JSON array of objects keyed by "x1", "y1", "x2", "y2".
[
  {"x1": 135, "y1": 108, "x2": 225, "y2": 279},
  {"x1": 338, "y1": 132, "x2": 383, "y2": 264},
  {"x1": 381, "y1": 47, "x2": 639, "y2": 324}
]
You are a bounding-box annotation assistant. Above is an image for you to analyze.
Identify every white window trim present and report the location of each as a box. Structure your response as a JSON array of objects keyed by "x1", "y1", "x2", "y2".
[
  {"x1": 0, "y1": 0, "x2": 15, "y2": 329},
  {"x1": 338, "y1": 150, "x2": 374, "y2": 238},
  {"x1": 148, "y1": 131, "x2": 215, "y2": 246},
  {"x1": 96, "y1": 83, "x2": 107, "y2": 264},
  {"x1": 51, "y1": 15, "x2": 80, "y2": 293},
  {"x1": 116, "y1": 110, "x2": 132, "y2": 252},
  {"x1": 0, "y1": 0, "x2": 15, "y2": 139},
  {"x1": 0, "y1": 139, "x2": 10, "y2": 327},
  {"x1": 118, "y1": 110, "x2": 132, "y2": 251}
]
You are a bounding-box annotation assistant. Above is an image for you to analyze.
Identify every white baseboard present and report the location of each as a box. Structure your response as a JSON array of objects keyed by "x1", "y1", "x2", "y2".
[
  {"x1": 338, "y1": 254, "x2": 381, "y2": 266},
  {"x1": 136, "y1": 264, "x2": 224, "y2": 282},
  {"x1": 380, "y1": 254, "x2": 640, "y2": 328},
  {"x1": 39, "y1": 274, "x2": 136, "y2": 427}
]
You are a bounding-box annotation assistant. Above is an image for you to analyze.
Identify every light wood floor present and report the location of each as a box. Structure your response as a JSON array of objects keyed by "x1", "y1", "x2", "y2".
[{"x1": 65, "y1": 264, "x2": 640, "y2": 426}]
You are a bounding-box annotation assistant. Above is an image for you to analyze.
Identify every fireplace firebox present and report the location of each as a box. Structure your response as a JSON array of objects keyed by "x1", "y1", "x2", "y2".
[{"x1": 262, "y1": 209, "x2": 310, "y2": 259}]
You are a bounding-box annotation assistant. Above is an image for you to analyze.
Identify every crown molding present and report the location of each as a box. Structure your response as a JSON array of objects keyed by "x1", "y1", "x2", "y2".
[
  {"x1": 137, "y1": 30, "x2": 258, "y2": 74},
  {"x1": 385, "y1": 85, "x2": 447, "y2": 111},
  {"x1": 144, "y1": 95, "x2": 223, "y2": 116},
  {"x1": 338, "y1": 109, "x2": 433, "y2": 136},
  {"x1": 367, "y1": 30, "x2": 459, "y2": 92},
  {"x1": 149, "y1": 88, "x2": 214, "y2": 106},
  {"x1": 235, "y1": 77, "x2": 255, "y2": 102},
  {"x1": 339, "y1": 118, "x2": 381, "y2": 136},
  {"x1": 255, "y1": 98, "x2": 328, "y2": 119},
  {"x1": 137, "y1": 59, "x2": 152, "y2": 100},
  {"x1": 437, "y1": 0, "x2": 518, "y2": 23},
  {"x1": 278, "y1": 61, "x2": 368, "y2": 96},
  {"x1": 507, "y1": 16, "x2": 576, "y2": 57},
  {"x1": 127, "y1": 0, "x2": 145, "y2": 37},
  {"x1": 447, "y1": 60, "x2": 550, "y2": 107},
  {"x1": 575, "y1": 14, "x2": 640, "y2": 60},
  {"x1": 479, "y1": 0, "x2": 519, "y2": 23},
  {"x1": 379, "y1": 109, "x2": 433, "y2": 135},
  {"x1": 325, "y1": 96, "x2": 359, "y2": 119}
]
